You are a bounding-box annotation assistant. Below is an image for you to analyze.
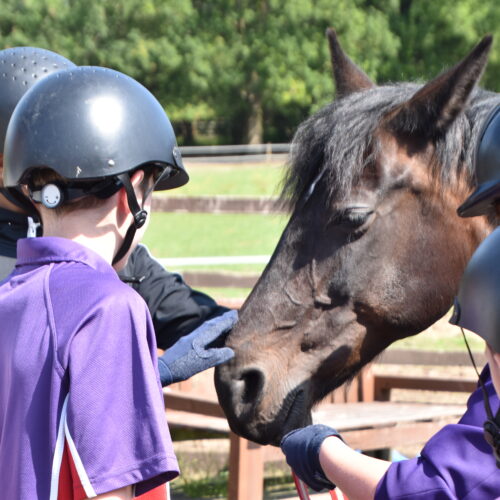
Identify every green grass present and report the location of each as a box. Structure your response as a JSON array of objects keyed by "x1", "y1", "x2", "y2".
[
  {"x1": 143, "y1": 212, "x2": 287, "y2": 260},
  {"x1": 195, "y1": 286, "x2": 253, "y2": 299},
  {"x1": 170, "y1": 466, "x2": 296, "y2": 500},
  {"x1": 157, "y1": 162, "x2": 286, "y2": 197},
  {"x1": 390, "y1": 323, "x2": 485, "y2": 352}
]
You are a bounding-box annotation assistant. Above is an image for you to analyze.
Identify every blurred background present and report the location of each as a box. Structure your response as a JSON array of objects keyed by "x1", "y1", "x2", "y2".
[{"x1": 2, "y1": 0, "x2": 499, "y2": 145}]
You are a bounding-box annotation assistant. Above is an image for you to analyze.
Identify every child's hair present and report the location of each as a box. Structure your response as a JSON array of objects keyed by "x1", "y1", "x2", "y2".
[{"x1": 28, "y1": 166, "x2": 159, "y2": 215}]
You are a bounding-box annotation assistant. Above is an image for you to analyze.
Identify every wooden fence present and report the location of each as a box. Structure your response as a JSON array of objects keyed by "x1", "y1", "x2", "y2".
[
  {"x1": 179, "y1": 143, "x2": 290, "y2": 164},
  {"x1": 152, "y1": 195, "x2": 284, "y2": 215}
]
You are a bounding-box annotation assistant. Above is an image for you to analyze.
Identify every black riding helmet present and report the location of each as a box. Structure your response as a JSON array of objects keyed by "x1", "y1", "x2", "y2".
[
  {"x1": 450, "y1": 226, "x2": 500, "y2": 352},
  {"x1": 0, "y1": 47, "x2": 76, "y2": 211},
  {"x1": 450, "y1": 226, "x2": 500, "y2": 468},
  {"x1": 3, "y1": 65, "x2": 189, "y2": 263},
  {"x1": 458, "y1": 105, "x2": 500, "y2": 217}
]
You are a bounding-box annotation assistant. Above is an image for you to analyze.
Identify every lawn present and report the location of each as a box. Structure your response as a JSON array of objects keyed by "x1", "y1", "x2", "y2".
[
  {"x1": 144, "y1": 161, "x2": 288, "y2": 271},
  {"x1": 158, "y1": 161, "x2": 286, "y2": 197},
  {"x1": 143, "y1": 212, "x2": 287, "y2": 266}
]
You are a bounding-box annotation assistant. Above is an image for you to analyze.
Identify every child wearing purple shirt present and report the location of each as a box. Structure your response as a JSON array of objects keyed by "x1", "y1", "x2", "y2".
[
  {"x1": 280, "y1": 108, "x2": 500, "y2": 498},
  {"x1": 0, "y1": 66, "x2": 187, "y2": 499},
  {"x1": 0, "y1": 46, "x2": 235, "y2": 390}
]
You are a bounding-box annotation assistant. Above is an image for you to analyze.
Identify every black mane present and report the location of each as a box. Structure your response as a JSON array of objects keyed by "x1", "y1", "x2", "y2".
[{"x1": 281, "y1": 84, "x2": 500, "y2": 211}]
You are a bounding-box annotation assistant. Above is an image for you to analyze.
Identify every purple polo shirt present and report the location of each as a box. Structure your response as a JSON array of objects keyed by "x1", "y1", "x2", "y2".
[
  {"x1": 375, "y1": 366, "x2": 499, "y2": 499},
  {"x1": 0, "y1": 237, "x2": 179, "y2": 499}
]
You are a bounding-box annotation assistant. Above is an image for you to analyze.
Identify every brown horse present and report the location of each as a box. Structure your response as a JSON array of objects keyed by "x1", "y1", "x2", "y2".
[{"x1": 215, "y1": 32, "x2": 499, "y2": 446}]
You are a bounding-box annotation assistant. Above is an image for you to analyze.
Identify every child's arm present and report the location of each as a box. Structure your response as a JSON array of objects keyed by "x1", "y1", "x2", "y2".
[
  {"x1": 319, "y1": 436, "x2": 391, "y2": 500},
  {"x1": 281, "y1": 424, "x2": 390, "y2": 500},
  {"x1": 90, "y1": 485, "x2": 133, "y2": 500}
]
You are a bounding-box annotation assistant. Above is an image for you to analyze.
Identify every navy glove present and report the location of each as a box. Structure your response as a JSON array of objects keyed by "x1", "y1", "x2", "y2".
[
  {"x1": 280, "y1": 424, "x2": 342, "y2": 492},
  {"x1": 158, "y1": 310, "x2": 237, "y2": 386}
]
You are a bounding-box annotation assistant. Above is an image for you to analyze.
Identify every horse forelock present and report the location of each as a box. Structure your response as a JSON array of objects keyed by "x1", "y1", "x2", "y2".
[{"x1": 281, "y1": 84, "x2": 500, "y2": 213}]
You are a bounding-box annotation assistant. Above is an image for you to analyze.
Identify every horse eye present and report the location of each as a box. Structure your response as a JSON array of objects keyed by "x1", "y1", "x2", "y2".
[{"x1": 333, "y1": 207, "x2": 374, "y2": 230}]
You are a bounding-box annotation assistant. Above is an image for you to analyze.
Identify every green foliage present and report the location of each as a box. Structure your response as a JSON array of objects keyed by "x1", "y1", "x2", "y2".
[
  {"x1": 383, "y1": 0, "x2": 500, "y2": 88},
  {"x1": 0, "y1": 0, "x2": 498, "y2": 144},
  {"x1": 0, "y1": 0, "x2": 212, "y2": 123},
  {"x1": 191, "y1": 0, "x2": 400, "y2": 142}
]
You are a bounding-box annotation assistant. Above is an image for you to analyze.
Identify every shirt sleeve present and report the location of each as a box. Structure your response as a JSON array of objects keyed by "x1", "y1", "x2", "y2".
[
  {"x1": 62, "y1": 288, "x2": 179, "y2": 498},
  {"x1": 374, "y1": 451, "x2": 456, "y2": 499},
  {"x1": 375, "y1": 376, "x2": 499, "y2": 500},
  {"x1": 119, "y1": 244, "x2": 229, "y2": 350}
]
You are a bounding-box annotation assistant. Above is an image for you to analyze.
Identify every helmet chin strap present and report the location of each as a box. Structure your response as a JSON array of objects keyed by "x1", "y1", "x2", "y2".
[
  {"x1": 461, "y1": 328, "x2": 500, "y2": 468},
  {"x1": 112, "y1": 173, "x2": 148, "y2": 266}
]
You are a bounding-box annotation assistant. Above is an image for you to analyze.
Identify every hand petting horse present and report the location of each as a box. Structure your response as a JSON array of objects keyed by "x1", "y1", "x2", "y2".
[{"x1": 215, "y1": 31, "x2": 500, "y2": 446}]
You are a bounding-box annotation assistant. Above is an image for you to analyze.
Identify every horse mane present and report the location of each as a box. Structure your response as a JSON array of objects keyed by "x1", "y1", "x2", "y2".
[{"x1": 281, "y1": 84, "x2": 500, "y2": 212}]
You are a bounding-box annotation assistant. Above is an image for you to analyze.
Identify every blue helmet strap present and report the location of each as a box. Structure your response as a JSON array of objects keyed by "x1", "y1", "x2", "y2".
[
  {"x1": 462, "y1": 328, "x2": 500, "y2": 467},
  {"x1": 111, "y1": 172, "x2": 148, "y2": 266}
]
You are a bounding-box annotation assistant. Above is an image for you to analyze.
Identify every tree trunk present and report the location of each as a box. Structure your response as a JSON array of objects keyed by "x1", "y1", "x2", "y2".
[{"x1": 246, "y1": 93, "x2": 263, "y2": 144}]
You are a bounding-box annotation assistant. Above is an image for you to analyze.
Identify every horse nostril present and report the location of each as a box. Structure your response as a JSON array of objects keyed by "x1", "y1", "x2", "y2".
[{"x1": 239, "y1": 367, "x2": 265, "y2": 405}]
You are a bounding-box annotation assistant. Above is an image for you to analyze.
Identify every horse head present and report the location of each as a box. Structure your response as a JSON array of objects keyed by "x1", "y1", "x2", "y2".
[{"x1": 215, "y1": 33, "x2": 499, "y2": 445}]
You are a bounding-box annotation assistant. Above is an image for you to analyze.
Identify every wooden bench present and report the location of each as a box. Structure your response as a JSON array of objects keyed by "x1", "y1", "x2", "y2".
[{"x1": 164, "y1": 349, "x2": 485, "y2": 500}]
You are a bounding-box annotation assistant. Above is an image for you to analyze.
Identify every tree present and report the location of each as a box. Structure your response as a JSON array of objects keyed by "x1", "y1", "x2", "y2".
[
  {"x1": 192, "y1": 0, "x2": 399, "y2": 143},
  {"x1": 383, "y1": 0, "x2": 500, "y2": 91},
  {"x1": 0, "y1": 0, "x2": 216, "y2": 134},
  {"x1": 0, "y1": 0, "x2": 498, "y2": 144}
]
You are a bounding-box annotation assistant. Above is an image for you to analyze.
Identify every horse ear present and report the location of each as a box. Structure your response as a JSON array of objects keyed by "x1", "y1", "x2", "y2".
[
  {"x1": 326, "y1": 28, "x2": 375, "y2": 98},
  {"x1": 384, "y1": 35, "x2": 493, "y2": 139}
]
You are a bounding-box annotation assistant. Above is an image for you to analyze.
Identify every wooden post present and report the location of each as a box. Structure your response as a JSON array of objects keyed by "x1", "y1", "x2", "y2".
[
  {"x1": 228, "y1": 432, "x2": 264, "y2": 500},
  {"x1": 359, "y1": 365, "x2": 375, "y2": 402}
]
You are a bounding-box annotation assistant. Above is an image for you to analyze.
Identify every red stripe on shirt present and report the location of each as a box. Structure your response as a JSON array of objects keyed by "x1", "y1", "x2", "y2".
[
  {"x1": 57, "y1": 439, "x2": 168, "y2": 499},
  {"x1": 57, "y1": 441, "x2": 87, "y2": 500}
]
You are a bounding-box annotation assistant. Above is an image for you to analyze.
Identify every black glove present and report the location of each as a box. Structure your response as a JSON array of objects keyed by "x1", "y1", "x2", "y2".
[
  {"x1": 280, "y1": 424, "x2": 342, "y2": 492},
  {"x1": 158, "y1": 310, "x2": 237, "y2": 386}
]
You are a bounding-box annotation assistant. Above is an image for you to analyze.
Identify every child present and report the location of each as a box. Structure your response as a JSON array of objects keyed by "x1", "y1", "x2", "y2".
[
  {"x1": 0, "y1": 46, "x2": 233, "y2": 371},
  {"x1": 0, "y1": 66, "x2": 185, "y2": 499}
]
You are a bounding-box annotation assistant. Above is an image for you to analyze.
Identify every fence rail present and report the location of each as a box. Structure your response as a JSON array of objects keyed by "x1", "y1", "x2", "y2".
[
  {"x1": 152, "y1": 195, "x2": 284, "y2": 214},
  {"x1": 158, "y1": 255, "x2": 269, "y2": 267},
  {"x1": 179, "y1": 143, "x2": 290, "y2": 164},
  {"x1": 181, "y1": 271, "x2": 259, "y2": 289},
  {"x1": 180, "y1": 143, "x2": 290, "y2": 156}
]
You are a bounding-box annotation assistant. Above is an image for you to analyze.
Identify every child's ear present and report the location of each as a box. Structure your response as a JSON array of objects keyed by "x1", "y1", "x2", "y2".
[
  {"x1": 117, "y1": 184, "x2": 129, "y2": 218},
  {"x1": 130, "y1": 169, "x2": 147, "y2": 204},
  {"x1": 117, "y1": 170, "x2": 146, "y2": 214},
  {"x1": 130, "y1": 169, "x2": 145, "y2": 189}
]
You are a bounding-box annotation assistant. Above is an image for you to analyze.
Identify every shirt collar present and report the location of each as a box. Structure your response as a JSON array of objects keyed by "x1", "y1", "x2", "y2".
[{"x1": 16, "y1": 236, "x2": 116, "y2": 275}]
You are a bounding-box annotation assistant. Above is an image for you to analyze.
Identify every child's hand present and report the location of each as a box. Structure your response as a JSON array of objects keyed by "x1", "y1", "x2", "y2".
[
  {"x1": 280, "y1": 424, "x2": 342, "y2": 492},
  {"x1": 158, "y1": 310, "x2": 237, "y2": 385}
]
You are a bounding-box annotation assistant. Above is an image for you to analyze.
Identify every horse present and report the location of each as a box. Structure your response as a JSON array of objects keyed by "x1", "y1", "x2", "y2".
[{"x1": 215, "y1": 31, "x2": 500, "y2": 446}]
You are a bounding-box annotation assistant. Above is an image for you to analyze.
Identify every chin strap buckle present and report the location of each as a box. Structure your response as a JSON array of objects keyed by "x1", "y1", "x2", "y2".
[
  {"x1": 134, "y1": 209, "x2": 148, "y2": 228},
  {"x1": 27, "y1": 217, "x2": 41, "y2": 238}
]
